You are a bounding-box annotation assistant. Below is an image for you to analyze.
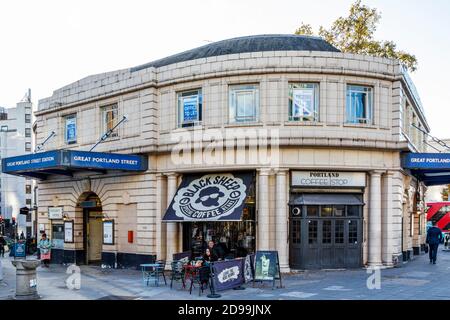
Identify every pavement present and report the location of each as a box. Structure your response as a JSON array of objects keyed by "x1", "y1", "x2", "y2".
[{"x1": 1, "y1": 248, "x2": 450, "y2": 300}]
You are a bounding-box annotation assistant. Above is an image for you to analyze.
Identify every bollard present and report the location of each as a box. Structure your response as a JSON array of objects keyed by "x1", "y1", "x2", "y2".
[{"x1": 11, "y1": 259, "x2": 40, "y2": 300}]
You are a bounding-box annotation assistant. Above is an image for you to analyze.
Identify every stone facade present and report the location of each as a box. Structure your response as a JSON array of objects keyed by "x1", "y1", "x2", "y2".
[{"x1": 34, "y1": 38, "x2": 429, "y2": 270}]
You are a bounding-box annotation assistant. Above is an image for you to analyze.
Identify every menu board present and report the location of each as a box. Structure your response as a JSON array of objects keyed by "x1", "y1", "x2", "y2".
[
  {"x1": 103, "y1": 220, "x2": 114, "y2": 245},
  {"x1": 64, "y1": 221, "x2": 73, "y2": 243}
]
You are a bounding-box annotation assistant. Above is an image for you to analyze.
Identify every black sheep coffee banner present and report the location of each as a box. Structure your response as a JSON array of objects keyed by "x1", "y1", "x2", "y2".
[
  {"x1": 211, "y1": 259, "x2": 245, "y2": 291},
  {"x1": 162, "y1": 172, "x2": 254, "y2": 221}
]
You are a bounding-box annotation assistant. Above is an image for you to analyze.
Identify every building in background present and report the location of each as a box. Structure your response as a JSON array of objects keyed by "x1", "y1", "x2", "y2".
[{"x1": 0, "y1": 90, "x2": 35, "y2": 238}]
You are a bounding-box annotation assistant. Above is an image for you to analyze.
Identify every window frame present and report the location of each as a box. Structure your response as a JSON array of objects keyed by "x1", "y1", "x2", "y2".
[
  {"x1": 101, "y1": 103, "x2": 119, "y2": 138},
  {"x1": 64, "y1": 114, "x2": 77, "y2": 144},
  {"x1": 25, "y1": 113, "x2": 31, "y2": 124},
  {"x1": 25, "y1": 142, "x2": 31, "y2": 152},
  {"x1": 25, "y1": 128, "x2": 31, "y2": 138},
  {"x1": 346, "y1": 84, "x2": 374, "y2": 125},
  {"x1": 177, "y1": 89, "x2": 202, "y2": 128},
  {"x1": 288, "y1": 83, "x2": 319, "y2": 122},
  {"x1": 229, "y1": 84, "x2": 259, "y2": 123}
]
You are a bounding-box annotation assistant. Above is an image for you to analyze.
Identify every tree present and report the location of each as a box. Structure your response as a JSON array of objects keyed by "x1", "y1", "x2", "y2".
[{"x1": 295, "y1": 0, "x2": 418, "y2": 72}]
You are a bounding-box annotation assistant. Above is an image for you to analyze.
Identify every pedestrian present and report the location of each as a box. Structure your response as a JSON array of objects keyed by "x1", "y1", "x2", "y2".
[
  {"x1": 445, "y1": 233, "x2": 450, "y2": 250},
  {"x1": 38, "y1": 233, "x2": 51, "y2": 268},
  {"x1": 426, "y1": 221, "x2": 444, "y2": 264},
  {"x1": 0, "y1": 235, "x2": 5, "y2": 257},
  {"x1": 19, "y1": 231, "x2": 25, "y2": 240}
]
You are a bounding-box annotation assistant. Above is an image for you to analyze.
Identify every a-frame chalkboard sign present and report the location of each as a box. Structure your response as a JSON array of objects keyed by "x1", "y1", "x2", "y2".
[{"x1": 252, "y1": 250, "x2": 283, "y2": 289}]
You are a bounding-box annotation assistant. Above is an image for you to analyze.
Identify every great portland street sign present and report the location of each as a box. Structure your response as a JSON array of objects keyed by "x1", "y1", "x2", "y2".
[
  {"x1": 402, "y1": 153, "x2": 450, "y2": 169},
  {"x1": 2, "y1": 150, "x2": 148, "y2": 178}
]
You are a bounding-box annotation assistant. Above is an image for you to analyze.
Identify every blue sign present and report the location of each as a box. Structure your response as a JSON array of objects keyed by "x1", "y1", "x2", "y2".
[
  {"x1": 403, "y1": 153, "x2": 450, "y2": 169},
  {"x1": 2, "y1": 151, "x2": 60, "y2": 172},
  {"x1": 211, "y1": 259, "x2": 244, "y2": 292},
  {"x1": 63, "y1": 150, "x2": 147, "y2": 171},
  {"x1": 65, "y1": 117, "x2": 77, "y2": 143},
  {"x1": 2, "y1": 150, "x2": 148, "y2": 175},
  {"x1": 14, "y1": 242, "x2": 26, "y2": 258},
  {"x1": 183, "y1": 96, "x2": 198, "y2": 121}
]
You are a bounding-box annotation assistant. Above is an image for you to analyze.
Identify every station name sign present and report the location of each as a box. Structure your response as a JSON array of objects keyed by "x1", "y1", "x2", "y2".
[
  {"x1": 403, "y1": 153, "x2": 450, "y2": 169},
  {"x1": 2, "y1": 150, "x2": 148, "y2": 173},
  {"x1": 291, "y1": 171, "x2": 366, "y2": 187}
]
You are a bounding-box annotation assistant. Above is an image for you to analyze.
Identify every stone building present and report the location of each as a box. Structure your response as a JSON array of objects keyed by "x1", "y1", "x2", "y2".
[{"x1": 2, "y1": 35, "x2": 430, "y2": 269}]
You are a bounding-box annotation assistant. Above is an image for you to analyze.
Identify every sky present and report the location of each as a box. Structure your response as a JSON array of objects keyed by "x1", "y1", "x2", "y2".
[{"x1": 1, "y1": 0, "x2": 450, "y2": 138}]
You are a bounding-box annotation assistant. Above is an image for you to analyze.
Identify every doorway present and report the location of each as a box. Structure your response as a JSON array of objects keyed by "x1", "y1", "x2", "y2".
[{"x1": 79, "y1": 192, "x2": 103, "y2": 265}]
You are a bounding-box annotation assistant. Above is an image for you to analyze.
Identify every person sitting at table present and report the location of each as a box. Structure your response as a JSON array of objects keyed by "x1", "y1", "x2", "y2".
[
  {"x1": 208, "y1": 240, "x2": 225, "y2": 260},
  {"x1": 203, "y1": 248, "x2": 218, "y2": 264}
]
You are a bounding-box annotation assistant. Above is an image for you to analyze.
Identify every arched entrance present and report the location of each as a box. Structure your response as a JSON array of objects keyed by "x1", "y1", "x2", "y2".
[{"x1": 78, "y1": 192, "x2": 103, "y2": 265}]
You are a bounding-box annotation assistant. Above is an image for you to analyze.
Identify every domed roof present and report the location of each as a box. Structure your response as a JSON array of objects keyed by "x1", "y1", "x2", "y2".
[{"x1": 131, "y1": 34, "x2": 340, "y2": 72}]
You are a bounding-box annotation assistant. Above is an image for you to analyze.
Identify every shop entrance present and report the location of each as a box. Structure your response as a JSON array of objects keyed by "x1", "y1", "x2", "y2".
[
  {"x1": 182, "y1": 203, "x2": 256, "y2": 259},
  {"x1": 79, "y1": 192, "x2": 103, "y2": 265},
  {"x1": 289, "y1": 194, "x2": 363, "y2": 269}
]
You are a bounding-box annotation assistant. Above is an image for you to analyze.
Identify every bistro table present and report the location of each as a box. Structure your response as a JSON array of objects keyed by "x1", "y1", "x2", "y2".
[{"x1": 141, "y1": 262, "x2": 166, "y2": 287}]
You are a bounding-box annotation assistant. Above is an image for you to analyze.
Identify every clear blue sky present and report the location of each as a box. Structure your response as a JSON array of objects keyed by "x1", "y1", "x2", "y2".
[{"x1": 1, "y1": 0, "x2": 449, "y2": 138}]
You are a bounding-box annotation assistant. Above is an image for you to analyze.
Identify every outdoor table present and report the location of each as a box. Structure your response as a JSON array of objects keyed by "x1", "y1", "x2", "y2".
[{"x1": 140, "y1": 263, "x2": 166, "y2": 287}]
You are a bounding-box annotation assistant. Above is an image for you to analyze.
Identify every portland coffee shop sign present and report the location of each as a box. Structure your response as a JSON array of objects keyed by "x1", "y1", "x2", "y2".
[{"x1": 291, "y1": 171, "x2": 366, "y2": 188}]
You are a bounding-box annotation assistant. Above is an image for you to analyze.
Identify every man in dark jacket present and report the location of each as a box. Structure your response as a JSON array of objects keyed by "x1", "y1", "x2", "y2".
[{"x1": 426, "y1": 221, "x2": 444, "y2": 264}]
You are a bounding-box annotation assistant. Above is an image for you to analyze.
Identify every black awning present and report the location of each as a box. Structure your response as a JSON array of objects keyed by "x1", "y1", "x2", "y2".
[
  {"x1": 1, "y1": 149, "x2": 148, "y2": 180},
  {"x1": 289, "y1": 193, "x2": 364, "y2": 205},
  {"x1": 163, "y1": 172, "x2": 254, "y2": 222}
]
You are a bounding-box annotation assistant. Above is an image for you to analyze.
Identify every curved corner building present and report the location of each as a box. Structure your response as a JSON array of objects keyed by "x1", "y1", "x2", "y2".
[{"x1": 28, "y1": 35, "x2": 430, "y2": 270}]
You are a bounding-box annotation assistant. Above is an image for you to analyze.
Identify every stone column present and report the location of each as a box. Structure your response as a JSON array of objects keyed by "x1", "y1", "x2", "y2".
[
  {"x1": 382, "y1": 171, "x2": 394, "y2": 266},
  {"x1": 166, "y1": 173, "x2": 178, "y2": 264},
  {"x1": 155, "y1": 173, "x2": 166, "y2": 261},
  {"x1": 275, "y1": 169, "x2": 289, "y2": 272},
  {"x1": 257, "y1": 169, "x2": 271, "y2": 250},
  {"x1": 368, "y1": 170, "x2": 383, "y2": 267}
]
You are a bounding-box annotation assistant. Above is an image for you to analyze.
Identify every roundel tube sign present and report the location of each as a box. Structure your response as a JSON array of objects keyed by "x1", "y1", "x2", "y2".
[{"x1": 163, "y1": 172, "x2": 253, "y2": 221}]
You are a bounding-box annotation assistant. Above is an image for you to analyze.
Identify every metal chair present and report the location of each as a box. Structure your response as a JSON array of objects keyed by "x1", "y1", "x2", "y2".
[
  {"x1": 142, "y1": 260, "x2": 167, "y2": 287},
  {"x1": 170, "y1": 260, "x2": 186, "y2": 289},
  {"x1": 189, "y1": 265, "x2": 211, "y2": 296}
]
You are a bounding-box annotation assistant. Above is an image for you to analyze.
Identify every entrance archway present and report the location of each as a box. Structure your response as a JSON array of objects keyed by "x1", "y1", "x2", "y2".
[{"x1": 78, "y1": 192, "x2": 103, "y2": 265}]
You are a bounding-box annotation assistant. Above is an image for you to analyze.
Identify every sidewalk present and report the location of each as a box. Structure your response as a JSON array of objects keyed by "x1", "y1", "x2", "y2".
[{"x1": 1, "y1": 248, "x2": 450, "y2": 300}]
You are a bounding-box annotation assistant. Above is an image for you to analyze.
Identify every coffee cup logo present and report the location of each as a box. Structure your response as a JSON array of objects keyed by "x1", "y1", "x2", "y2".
[{"x1": 173, "y1": 173, "x2": 247, "y2": 221}]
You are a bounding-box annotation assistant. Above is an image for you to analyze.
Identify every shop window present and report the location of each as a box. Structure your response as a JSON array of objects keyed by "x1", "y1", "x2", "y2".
[
  {"x1": 25, "y1": 114, "x2": 31, "y2": 124},
  {"x1": 25, "y1": 128, "x2": 31, "y2": 138},
  {"x1": 334, "y1": 206, "x2": 345, "y2": 217},
  {"x1": 348, "y1": 220, "x2": 358, "y2": 244},
  {"x1": 64, "y1": 114, "x2": 77, "y2": 144},
  {"x1": 335, "y1": 220, "x2": 344, "y2": 244},
  {"x1": 288, "y1": 83, "x2": 319, "y2": 122},
  {"x1": 321, "y1": 206, "x2": 333, "y2": 217},
  {"x1": 229, "y1": 84, "x2": 259, "y2": 123},
  {"x1": 292, "y1": 220, "x2": 301, "y2": 244},
  {"x1": 347, "y1": 205, "x2": 360, "y2": 217},
  {"x1": 52, "y1": 224, "x2": 65, "y2": 250},
  {"x1": 307, "y1": 206, "x2": 319, "y2": 217},
  {"x1": 25, "y1": 142, "x2": 31, "y2": 152},
  {"x1": 346, "y1": 85, "x2": 373, "y2": 124},
  {"x1": 308, "y1": 220, "x2": 318, "y2": 244},
  {"x1": 322, "y1": 220, "x2": 332, "y2": 244},
  {"x1": 101, "y1": 104, "x2": 119, "y2": 137},
  {"x1": 177, "y1": 89, "x2": 202, "y2": 127}
]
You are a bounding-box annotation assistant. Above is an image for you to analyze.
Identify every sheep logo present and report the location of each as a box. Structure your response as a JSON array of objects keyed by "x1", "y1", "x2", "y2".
[{"x1": 172, "y1": 173, "x2": 247, "y2": 221}]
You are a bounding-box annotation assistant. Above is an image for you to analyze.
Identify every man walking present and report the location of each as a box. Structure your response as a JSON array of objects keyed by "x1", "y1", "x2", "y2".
[{"x1": 426, "y1": 221, "x2": 443, "y2": 264}]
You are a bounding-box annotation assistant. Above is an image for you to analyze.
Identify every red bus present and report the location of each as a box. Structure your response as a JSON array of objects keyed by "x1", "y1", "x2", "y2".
[{"x1": 426, "y1": 202, "x2": 450, "y2": 232}]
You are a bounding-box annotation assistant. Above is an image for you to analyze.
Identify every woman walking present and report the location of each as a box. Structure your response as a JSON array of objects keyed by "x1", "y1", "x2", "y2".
[{"x1": 38, "y1": 233, "x2": 51, "y2": 267}]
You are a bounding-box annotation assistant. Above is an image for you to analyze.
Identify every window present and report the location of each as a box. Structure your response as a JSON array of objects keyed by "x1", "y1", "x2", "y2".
[
  {"x1": 25, "y1": 185, "x2": 31, "y2": 194},
  {"x1": 307, "y1": 206, "x2": 319, "y2": 217},
  {"x1": 346, "y1": 85, "x2": 373, "y2": 124},
  {"x1": 177, "y1": 89, "x2": 202, "y2": 127},
  {"x1": 322, "y1": 220, "x2": 332, "y2": 244},
  {"x1": 64, "y1": 114, "x2": 77, "y2": 144},
  {"x1": 25, "y1": 199, "x2": 32, "y2": 205},
  {"x1": 335, "y1": 220, "x2": 344, "y2": 244},
  {"x1": 289, "y1": 83, "x2": 319, "y2": 121},
  {"x1": 0, "y1": 125, "x2": 8, "y2": 132},
  {"x1": 348, "y1": 220, "x2": 358, "y2": 244},
  {"x1": 101, "y1": 104, "x2": 119, "y2": 137},
  {"x1": 292, "y1": 220, "x2": 301, "y2": 244},
  {"x1": 308, "y1": 220, "x2": 318, "y2": 244},
  {"x1": 25, "y1": 142, "x2": 31, "y2": 152},
  {"x1": 25, "y1": 128, "x2": 31, "y2": 137},
  {"x1": 25, "y1": 114, "x2": 31, "y2": 123},
  {"x1": 229, "y1": 84, "x2": 259, "y2": 123}
]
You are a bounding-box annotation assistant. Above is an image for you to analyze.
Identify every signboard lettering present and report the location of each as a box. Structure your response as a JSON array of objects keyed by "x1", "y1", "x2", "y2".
[{"x1": 291, "y1": 171, "x2": 366, "y2": 188}]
